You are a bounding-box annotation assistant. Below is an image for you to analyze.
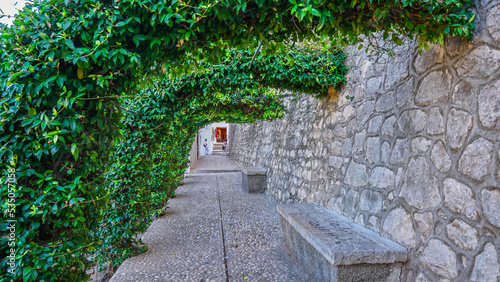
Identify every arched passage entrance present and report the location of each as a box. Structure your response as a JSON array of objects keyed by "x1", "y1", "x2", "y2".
[{"x1": 190, "y1": 122, "x2": 232, "y2": 165}]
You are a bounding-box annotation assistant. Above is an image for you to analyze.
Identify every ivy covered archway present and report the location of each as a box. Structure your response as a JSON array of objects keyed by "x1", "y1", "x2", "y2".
[{"x1": 0, "y1": 0, "x2": 474, "y2": 280}]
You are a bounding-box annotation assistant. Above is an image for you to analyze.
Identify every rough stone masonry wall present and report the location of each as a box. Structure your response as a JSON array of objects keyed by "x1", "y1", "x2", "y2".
[{"x1": 230, "y1": 1, "x2": 500, "y2": 281}]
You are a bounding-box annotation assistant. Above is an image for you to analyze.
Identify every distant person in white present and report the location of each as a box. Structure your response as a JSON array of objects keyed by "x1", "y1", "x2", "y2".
[{"x1": 203, "y1": 139, "x2": 209, "y2": 155}]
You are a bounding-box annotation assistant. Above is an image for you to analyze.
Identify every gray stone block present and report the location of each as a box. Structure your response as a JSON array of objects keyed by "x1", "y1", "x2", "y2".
[
  {"x1": 241, "y1": 167, "x2": 267, "y2": 193},
  {"x1": 277, "y1": 203, "x2": 407, "y2": 281}
]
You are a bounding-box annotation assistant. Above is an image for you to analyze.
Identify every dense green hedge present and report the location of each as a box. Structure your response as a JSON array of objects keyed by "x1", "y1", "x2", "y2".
[{"x1": 0, "y1": 0, "x2": 474, "y2": 280}]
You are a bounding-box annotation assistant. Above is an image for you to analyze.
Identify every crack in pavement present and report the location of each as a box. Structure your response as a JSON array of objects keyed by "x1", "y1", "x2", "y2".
[{"x1": 216, "y1": 177, "x2": 230, "y2": 282}]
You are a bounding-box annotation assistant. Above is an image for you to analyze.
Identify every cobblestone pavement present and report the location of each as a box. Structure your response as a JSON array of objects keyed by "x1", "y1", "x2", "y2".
[{"x1": 111, "y1": 155, "x2": 304, "y2": 282}]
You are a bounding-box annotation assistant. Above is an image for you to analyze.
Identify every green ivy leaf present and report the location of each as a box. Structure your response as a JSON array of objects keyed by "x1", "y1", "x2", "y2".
[
  {"x1": 1, "y1": 32, "x2": 13, "y2": 39},
  {"x1": 71, "y1": 144, "x2": 79, "y2": 161}
]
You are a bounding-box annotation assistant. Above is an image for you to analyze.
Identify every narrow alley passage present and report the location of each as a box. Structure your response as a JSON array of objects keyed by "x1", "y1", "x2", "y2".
[{"x1": 111, "y1": 155, "x2": 304, "y2": 281}]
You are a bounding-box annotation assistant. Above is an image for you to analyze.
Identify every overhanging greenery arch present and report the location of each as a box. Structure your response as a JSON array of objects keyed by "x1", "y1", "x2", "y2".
[
  {"x1": 0, "y1": 0, "x2": 474, "y2": 280},
  {"x1": 93, "y1": 47, "x2": 347, "y2": 276}
]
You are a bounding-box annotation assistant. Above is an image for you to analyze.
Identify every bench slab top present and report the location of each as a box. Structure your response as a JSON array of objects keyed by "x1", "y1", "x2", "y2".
[
  {"x1": 277, "y1": 202, "x2": 408, "y2": 266},
  {"x1": 241, "y1": 167, "x2": 267, "y2": 176}
]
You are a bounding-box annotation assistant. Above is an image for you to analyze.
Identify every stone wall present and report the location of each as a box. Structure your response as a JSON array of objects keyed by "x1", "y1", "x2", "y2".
[{"x1": 230, "y1": 1, "x2": 500, "y2": 280}]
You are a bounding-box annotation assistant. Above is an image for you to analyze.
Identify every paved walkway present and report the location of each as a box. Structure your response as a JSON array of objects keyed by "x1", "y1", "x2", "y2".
[{"x1": 111, "y1": 155, "x2": 304, "y2": 281}]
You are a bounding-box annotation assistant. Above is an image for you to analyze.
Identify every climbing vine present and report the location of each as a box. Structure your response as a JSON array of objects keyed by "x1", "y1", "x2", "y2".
[{"x1": 0, "y1": 0, "x2": 474, "y2": 280}]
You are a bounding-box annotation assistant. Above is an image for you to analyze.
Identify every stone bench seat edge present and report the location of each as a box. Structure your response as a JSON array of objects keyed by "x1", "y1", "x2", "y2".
[
  {"x1": 240, "y1": 166, "x2": 267, "y2": 176},
  {"x1": 277, "y1": 202, "x2": 408, "y2": 266}
]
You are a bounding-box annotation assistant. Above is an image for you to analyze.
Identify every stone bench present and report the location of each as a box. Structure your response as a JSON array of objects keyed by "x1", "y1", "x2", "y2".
[
  {"x1": 241, "y1": 167, "x2": 267, "y2": 193},
  {"x1": 277, "y1": 203, "x2": 408, "y2": 282}
]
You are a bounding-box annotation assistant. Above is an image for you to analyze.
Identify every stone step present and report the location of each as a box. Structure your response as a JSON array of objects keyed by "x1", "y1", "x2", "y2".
[
  {"x1": 212, "y1": 143, "x2": 229, "y2": 152},
  {"x1": 277, "y1": 203, "x2": 408, "y2": 281}
]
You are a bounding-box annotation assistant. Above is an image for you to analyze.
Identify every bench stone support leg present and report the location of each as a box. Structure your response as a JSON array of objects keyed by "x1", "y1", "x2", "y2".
[{"x1": 241, "y1": 167, "x2": 267, "y2": 193}]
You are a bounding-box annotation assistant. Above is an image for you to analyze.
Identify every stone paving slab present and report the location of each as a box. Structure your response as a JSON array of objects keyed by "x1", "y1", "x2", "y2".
[
  {"x1": 191, "y1": 155, "x2": 240, "y2": 171},
  {"x1": 217, "y1": 173, "x2": 304, "y2": 281},
  {"x1": 111, "y1": 174, "x2": 225, "y2": 281},
  {"x1": 111, "y1": 156, "x2": 304, "y2": 281}
]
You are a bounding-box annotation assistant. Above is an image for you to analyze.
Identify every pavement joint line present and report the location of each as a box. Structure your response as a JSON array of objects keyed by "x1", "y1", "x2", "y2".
[{"x1": 217, "y1": 177, "x2": 230, "y2": 282}]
